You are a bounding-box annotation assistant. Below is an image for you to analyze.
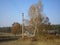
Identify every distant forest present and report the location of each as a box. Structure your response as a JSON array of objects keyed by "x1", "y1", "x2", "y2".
[
  {"x1": 0, "y1": 24, "x2": 60, "y2": 33},
  {"x1": 0, "y1": 27, "x2": 11, "y2": 33}
]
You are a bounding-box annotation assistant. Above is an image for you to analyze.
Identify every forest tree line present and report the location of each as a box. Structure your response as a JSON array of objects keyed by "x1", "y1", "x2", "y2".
[{"x1": 0, "y1": 24, "x2": 60, "y2": 34}]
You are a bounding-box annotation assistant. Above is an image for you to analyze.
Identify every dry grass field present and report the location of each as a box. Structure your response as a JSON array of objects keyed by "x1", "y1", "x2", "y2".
[
  {"x1": 0, "y1": 38, "x2": 60, "y2": 45},
  {"x1": 0, "y1": 33, "x2": 60, "y2": 45}
]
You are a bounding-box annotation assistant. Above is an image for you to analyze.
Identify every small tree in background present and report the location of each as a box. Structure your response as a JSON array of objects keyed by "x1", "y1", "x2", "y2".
[{"x1": 11, "y1": 22, "x2": 21, "y2": 35}]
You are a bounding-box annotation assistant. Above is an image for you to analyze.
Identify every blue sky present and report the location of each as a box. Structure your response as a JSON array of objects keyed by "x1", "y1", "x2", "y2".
[{"x1": 0, "y1": 0, "x2": 60, "y2": 27}]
